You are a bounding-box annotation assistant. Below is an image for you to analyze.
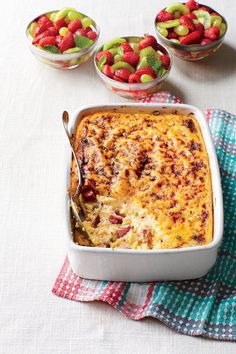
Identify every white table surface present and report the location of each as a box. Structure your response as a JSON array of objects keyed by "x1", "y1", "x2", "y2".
[{"x1": 1, "y1": 0, "x2": 235, "y2": 353}]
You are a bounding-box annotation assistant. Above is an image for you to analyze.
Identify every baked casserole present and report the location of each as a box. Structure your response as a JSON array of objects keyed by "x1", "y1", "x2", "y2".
[{"x1": 70, "y1": 111, "x2": 213, "y2": 250}]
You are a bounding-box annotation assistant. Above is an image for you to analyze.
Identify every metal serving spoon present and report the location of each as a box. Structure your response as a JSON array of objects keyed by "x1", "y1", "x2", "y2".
[{"x1": 62, "y1": 111, "x2": 85, "y2": 229}]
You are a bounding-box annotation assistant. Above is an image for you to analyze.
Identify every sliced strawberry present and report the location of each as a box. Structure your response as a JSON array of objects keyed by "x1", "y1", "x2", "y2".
[
  {"x1": 186, "y1": 0, "x2": 199, "y2": 11},
  {"x1": 55, "y1": 35, "x2": 63, "y2": 47},
  {"x1": 135, "y1": 67, "x2": 156, "y2": 78},
  {"x1": 211, "y1": 12, "x2": 219, "y2": 17},
  {"x1": 96, "y1": 50, "x2": 113, "y2": 65},
  {"x1": 37, "y1": 16, "x2": 53, "y2": 27},
  {"x1": 38, "y1": 36, "x2": 56, "y2": 47},
  {"x1": 54, "y1": 18, "x2": 67, "y2": 30},
  {"x1": 68, "y1": 19, "x2": 82, "y2": 33},
  {"x1": 117, "y1": 226, "x2": 131, "y2": 238},
  {"x1": 179, "y1": 31, "x2": 201, "y2": 45},
  {"x1": 200, "y1": 38, "x2": 212, "y2": 46},
  {"x1": 114, "y1": 68, "x2": 132, "y2": 81},
  {"x1": 74, "y1": 28, "x2": 87, "y2": 37},
  {"x1": 113, "y1": 75, "x2": 125, "y2": 82},
  {"x1": 84, "y1": 27, "x2": 93, "y2": 34},
  {"x1": 195, "y1": 23, "x2": 204, "y2": 37},
  {"x1": 109, "y1": 214, "x2": 123, "y2": 224},
  {"x1": 156, "y1": 9, "x2": 174, "y2": 22},
  {"x1": 86, "y1": 31, "x2": 97, "y2": 40},
  {"x1": 101, "y1": 64, "x2": 114, "y2": 78},
  {"x1": 123, "y1": 52, "x2": 140, "y2": 67},
  {"x1": 128, "y1": 73, "x2": 141, "y2": 83},
  {"x1": 32, "y1": 28, "x2": 58, "y2": 45},
  {"x1": 167, "y1": 31, "x2": 178, "y2": 39},
  {"x1": 179, "y1": 15, "x2": 195, "y2": 32},
  {"x1": 59, "y1": 31, "x2": 75, "y2": 52},
  {"x1": 198, "y1": 6, "x2": 210, "y2": 13},
  {"x1": 120, "y1": 42, "x2": 133, "y2": 53},
  {"x1": 204, "y1": 26, "x2": 220, "y2": 41},
  {"x1": 138, "y1": 35, "x2": 158, "y2": 51},
  {"x1": 185, "y1": 13, "x2": 197, "y2": 20},
  {"x1": 160, "y1": 55, "x2": 170, "y2": 69}
]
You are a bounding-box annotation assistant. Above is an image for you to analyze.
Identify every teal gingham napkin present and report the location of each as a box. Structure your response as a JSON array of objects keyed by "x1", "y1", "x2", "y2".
[{"x1": 53, "y1": 93, "x2": 236, "y2": 341}]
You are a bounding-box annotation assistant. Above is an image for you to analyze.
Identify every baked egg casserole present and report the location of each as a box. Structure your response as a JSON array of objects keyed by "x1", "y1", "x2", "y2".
[{"x1": 70, "y1": 110, "x2": 213, "y2": 250}]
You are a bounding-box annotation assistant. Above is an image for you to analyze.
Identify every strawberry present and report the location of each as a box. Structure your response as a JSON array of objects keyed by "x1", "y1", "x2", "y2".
[
  {"x1": 38, "y1": 36, "x2": 56, "y2": 47},
  {"x1": 195, "y1": 22, "x2": 204, "y2": 37},
  {"x1": 54, "y1": 18, "x2": 67, "y2": 30},
  {"x1": 123, "y1": 52, "x2": 140, "y2": 67},
  {"x1": 37, "y1": 16, "x2": 52, "y2": 27},
  {"x1": 167, "y1": 31, "x2": 178, "y2": 39},
  {"x1": 156, "y1": 10, "x2": 174, "y2": 22},
  {"x1": 200, "y1": 38, "x2": 212, "y2": 46},
  {"x1": 160, "y1": 55, "x2": 170, "y2": 69},
  {"x1": 186, "y1": 0, "x2": 199, "y2": 11},
  {"x1": 128, "y1": 73, "x2": 141, "y2": 83},
  {"x1": 211, "y1": 12, "x2": 219, "y2": 17},
  {"x1": 185, "y1": 13, "x2": 197, "y2": 20},
  {"x1": 86, "y1": 31, "x2": 97, "y2": 40},
  {"x1": 74, "y1": 28, "x2": 87, "y2": 37},
  {"x1": 55, "y1": 35, "x2": 63, "y2": 47},
  {"x1": 84, "y1": 27, "x2": 93, "y2": 34},
  {"x1": 204, "y1": 26, "x2": 220, "y2": 41},
  {"x1": 113, "y1": 75, "x2": 125, "y2": 82},
  {"x1": 135, "y1": 67, "x2": 156, "y2": 78},
  {"x1": 120, "y1": 42, "x2": 133, "y2": 53},
  {"x1": 32, "y1": 28, "x2": 58, "y2": 45},
  {"x1": 101, "y1": 64, "x2": 114, "y2": 78},
  {"x1": 114, "y1": 68, "x2": 132, "y2": 81},
  {"x1": 198, "y1": 6, "x2": 210, "y2": 13},
  {"x1": 179, "y1": 31, "x2": 201, "y2": 45},
  {"x1": 96, "y1": 51, "x2": 113, "y2": 65},
  {"x1": 58, "y1": 31, "x2": 75, "y2": 52},
  {"x1": 138, "y1": 35, "x2": 158, "y2": 50},
  {"x1": 68, "y1": 19, "x2": 82, "y2": 32},
  {"x1": 179, "y1": 15, "x2": 195, "y2": 32}
]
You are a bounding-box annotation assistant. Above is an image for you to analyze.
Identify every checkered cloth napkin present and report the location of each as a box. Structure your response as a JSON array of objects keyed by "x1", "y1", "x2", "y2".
[{"x1": 52, "y1": 92, "x2": 236, "y2": 341}]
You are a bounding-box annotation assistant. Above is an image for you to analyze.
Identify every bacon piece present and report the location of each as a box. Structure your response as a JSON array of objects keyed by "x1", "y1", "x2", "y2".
[
  {"x1": 109, "y1": 214, "x2": 123, "y2": 224},
  {"x1": 143, "y1": 229, "x2": 153, "y2": 248},
  {"x1": 91, "y1": 214, "x2": 100, "y2": 228},
  {"x1": 82, "y1": 180, "x2": 97, "y2": 202},
  {"x1": 183, "y1": 119, "x2": 196, "y2": 133},
  {"x1": 192, "y1": 234, "x2": 205, "y2": 242},
  {"x1": 117, "y1": 226, "x2": 131, "y2": 238}
]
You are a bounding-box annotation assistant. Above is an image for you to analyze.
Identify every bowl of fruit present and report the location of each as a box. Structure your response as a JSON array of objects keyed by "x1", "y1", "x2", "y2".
[
  {"x1": 155, "y1": 1, "x2": 227, "y2": 61},
  {"x1": 94, "y1": 35, "x2": 172, "y2": 99},
  {"x1": 26, "y1": 7, "x2": 99, "y2": 69}
]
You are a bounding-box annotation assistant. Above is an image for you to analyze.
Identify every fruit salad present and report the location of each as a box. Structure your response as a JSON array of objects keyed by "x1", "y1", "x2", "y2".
[
  {"x1": 155, "y1": 1, "x2": 227, "y2": 60},
  {"x1": 95, "y1": 35, "x2": 171, "y2": 84},
  {"x1": 27, "y1": 7, "x2": 99, "y2": 69}
]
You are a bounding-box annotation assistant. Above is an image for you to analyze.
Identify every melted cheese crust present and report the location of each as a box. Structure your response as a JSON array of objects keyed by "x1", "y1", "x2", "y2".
[{"x1": 71, "y1": 111, "x2": 213, "y2": 249}]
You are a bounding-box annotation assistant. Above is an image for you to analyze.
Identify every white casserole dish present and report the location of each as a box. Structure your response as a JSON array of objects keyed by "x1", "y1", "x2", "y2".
[{"x1": 66, "y1": 103, "x2": 223, "y2": 282}]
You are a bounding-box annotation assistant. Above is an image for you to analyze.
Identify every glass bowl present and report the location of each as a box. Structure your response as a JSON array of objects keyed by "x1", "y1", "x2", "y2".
[
  {"x1": 155, "y1": 4, "x2": 227, "y2": 61},
  {"x1": 26, "y1": 10, "x2": 100, "y2": 70},
  {"x1": 94, "y1": 36, "x2": 172, "y2": 99}
]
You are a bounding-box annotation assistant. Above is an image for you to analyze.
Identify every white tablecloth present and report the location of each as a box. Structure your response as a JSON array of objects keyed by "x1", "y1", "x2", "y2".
[{"x1": 1, "y1": 0, "x2": 235, "y2": 353}]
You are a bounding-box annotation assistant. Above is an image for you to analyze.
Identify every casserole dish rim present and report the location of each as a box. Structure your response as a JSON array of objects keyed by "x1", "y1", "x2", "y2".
[{"x1": 66, "y1": 103, "x2": 223, "y2": 254}]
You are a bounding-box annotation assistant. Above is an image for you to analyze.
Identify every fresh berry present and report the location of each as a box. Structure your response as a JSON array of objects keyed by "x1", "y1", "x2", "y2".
[
  {"x1": 96, "y1": 51, "x2": 113, "y2": 65},
  {"x1": 168, "y1": 31, "x2": 178, "y2": 39},
  {"x1": 38, "y1": 36, "x2": 56, "y2": 47},
  {"x1": 211, "y1": 12, "x2": 219, "y2": 17},
  {"x1": 54, "y1": 18, "x2": 67, "y2": 30},
  {"x1": 128, "y1": 73, "x2": 141, "y2": 83},
  {"x1": 101, "y1": 64, "x2": 114, "y2": 78},
  {"x1": 86, "y1": 31, "x2": 97, "y2": 40},
  {"x1": 113, "y1": 75, "x2": 125, "y2": 82},
  {"x1": 138, "y1": 35, "x2": 158, "y2": 51},
  {"x1": 135, "y1": 67, "x2": 156, "y2": 78},
  {"x1": 84, "y1": 27, "x2": 93, "y2": 34},
  {"x1": 200, "y1": 38, "x2": 212, "y2": 46},
  {"x1": 160, "y1": 55, "x2": 170, "y2": 69},
  {"x1": 114, "y1": 68, "x2": 132, "y2": 81},
  {"x1": 120, "y1": 42, "x2": 133, "y2": 53},
  {"x1": 37, "y1": 16, "x2": 52, "y2": 27},
  {"x1": 186, "y1": 0, "x2": 199, "y2": 11},
  {"x1": 185, "y1": 13, "x2": 197, "y2": 19},
  {"x1": 55, "y1": 35, "x2": 63, "y2": 47},
  {"x1": 32, "y1": 28, "x2": 58, "y2": 44},
  {"x1": 123, "y1": 52, "x2": 140, "y2": 67},
  {"x1": 68, "y1": 19, "x2": 82, "y2": 33},
  {"x1": 204, "y1": 26, "x2": 220, "y2": 41},
  {"x1": 179, "y1": 30, "x2": 201, "y2": 45},
  {"x1": 195, "y1": 22, "x2": 204, "y2": 37},
  {"x1": 156, "y1": 9, "x2": 174, "y2": 22},
  {"x1": 198, "y1": 6, "x2": 210, "y2": 13},
  {"x1": 179, "y1": 15, "x2": 195, "y2": 32},
  {"x1": 58, "y1": 31, "x2": 75, "y2": 52},
  {"x1": 74, "y1": 28, "x2": 87, "y2": 37}
]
